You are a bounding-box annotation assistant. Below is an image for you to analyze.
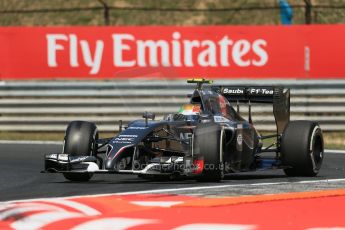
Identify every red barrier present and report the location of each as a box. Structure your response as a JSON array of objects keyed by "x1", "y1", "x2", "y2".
[{"x1": 0, "y1": 25, "x2": 345, "y2": 79}]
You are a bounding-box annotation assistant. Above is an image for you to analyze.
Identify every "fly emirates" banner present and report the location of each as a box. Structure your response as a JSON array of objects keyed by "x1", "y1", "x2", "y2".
[{"x1": 0, "y1": 25, "x2": 344, "y2": 79}]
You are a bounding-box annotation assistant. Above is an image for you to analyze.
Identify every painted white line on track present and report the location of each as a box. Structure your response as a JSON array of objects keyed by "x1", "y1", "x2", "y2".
[
  {"x1": 114, "y1": 178, "x2": 345, "y2": 195},
  {"x1": 325, "y1": 149, "x2": 345, "y2": 154},
  {"x1": 3, "y1": 178, "x2": 345, "y2": 204},
  {"x1": 130, "y1": 201, "x2": 184, "y2": 207},
  {"x1": 46, "y1": 199, "x2": 101, "y2": 216},
  {"x1": 0, "y1": 205, "x2": 64, "y2": 220},
  {"x1": 11, "y1": 211, "x2": 83, "y2": 230}
]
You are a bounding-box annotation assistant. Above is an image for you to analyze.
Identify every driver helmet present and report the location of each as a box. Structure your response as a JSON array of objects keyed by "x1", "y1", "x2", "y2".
[{"x1": 177, "y1": 104, "x2": 201, "y2": 121}]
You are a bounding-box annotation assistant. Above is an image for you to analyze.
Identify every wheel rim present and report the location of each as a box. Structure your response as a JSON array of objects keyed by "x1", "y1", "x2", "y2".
[
  {"x1": 311, "y1": 134, "x2": 323, "y2": 172},
  {"x1": 219, "y1": 128, "x2": 225, "y2": 179}
]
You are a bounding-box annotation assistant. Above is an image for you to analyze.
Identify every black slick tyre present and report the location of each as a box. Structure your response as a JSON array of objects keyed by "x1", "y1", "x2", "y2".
[
  {"x1": 62, "y1": 121, "x2": 99, "y2": 182},
  {"x1": 281, "y1": 120, "x2": 324, "y2": 177},
  {"x1": 194, "y1": 122, "x2": 224, "y2": 182}
]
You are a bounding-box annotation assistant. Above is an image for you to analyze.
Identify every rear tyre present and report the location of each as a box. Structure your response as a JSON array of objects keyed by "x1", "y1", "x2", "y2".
[
  {"x1": 62, "y1": 121, "x2": 99, "y2": 182},
  {"x1": 194, "y1": 123, "x2": 224, "y2": 182},
  {"x1": 281, "y1": 120, "x2": 324, "y2": 177}
]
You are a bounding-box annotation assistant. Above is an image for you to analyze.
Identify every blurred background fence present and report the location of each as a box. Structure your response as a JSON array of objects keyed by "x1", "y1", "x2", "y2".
[
  {"x1": 1, "y1": 0, "x2": 345, "y2": 26},
  {"x1": 0, "y1": 80, "x2": 344, "y2": 132}
]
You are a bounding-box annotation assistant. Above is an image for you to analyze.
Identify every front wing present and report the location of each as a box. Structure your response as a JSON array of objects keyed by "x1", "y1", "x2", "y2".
[{"x1": 42, "y1": 153, "x2": 202, "y2": 176}]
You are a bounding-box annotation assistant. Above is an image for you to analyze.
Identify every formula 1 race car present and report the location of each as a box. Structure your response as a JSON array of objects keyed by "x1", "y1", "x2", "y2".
[{"x1": 43, "y1": 79, "x2": 324, "y2": 182}]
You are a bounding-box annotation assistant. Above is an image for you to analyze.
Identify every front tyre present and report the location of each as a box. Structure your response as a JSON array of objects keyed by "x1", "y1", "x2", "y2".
[
  {"x1": 62, "y1": 121, "x2": 99, "y2": 182},
  {"x1": 194, "y1": 123, "x2": 224, "y2": 182},
  {"x1": 281, "y1": 121, "x2": 324, "y2": 177}
]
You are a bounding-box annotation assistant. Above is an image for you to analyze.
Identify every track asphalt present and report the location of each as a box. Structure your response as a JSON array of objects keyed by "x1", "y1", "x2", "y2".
[{"x1": 1, "y1": 143, "x2": 345, "y2": 202}]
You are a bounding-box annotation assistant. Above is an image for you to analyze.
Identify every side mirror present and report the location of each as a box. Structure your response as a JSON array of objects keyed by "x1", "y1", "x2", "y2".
[
  {"x1": 143, "y1": 111, "x2": 155, "y2": 126},
  {"x1": 143, "y1": 112, "x2": 155, "y2": 120}
]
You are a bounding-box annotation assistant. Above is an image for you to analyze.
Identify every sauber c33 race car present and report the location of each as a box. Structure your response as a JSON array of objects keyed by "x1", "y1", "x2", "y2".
[{"x1": 43, "y1": 79, "x2": 324, "y2": 182}]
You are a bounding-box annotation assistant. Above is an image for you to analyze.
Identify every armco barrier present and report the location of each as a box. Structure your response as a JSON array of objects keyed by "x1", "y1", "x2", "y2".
[{"x1": 0, "y1": 79, "x2": 344, "y2": 132}]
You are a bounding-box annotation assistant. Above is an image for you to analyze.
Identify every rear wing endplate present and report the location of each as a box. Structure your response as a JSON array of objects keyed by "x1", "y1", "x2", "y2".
[{"x1": 212, "y1": 86, "x2": 290, "y2": 134}]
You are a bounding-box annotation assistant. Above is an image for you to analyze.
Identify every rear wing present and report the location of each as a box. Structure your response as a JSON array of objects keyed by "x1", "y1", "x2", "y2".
[{"x1": 212, "y1": 86, "x2": 290, "y2": 134}]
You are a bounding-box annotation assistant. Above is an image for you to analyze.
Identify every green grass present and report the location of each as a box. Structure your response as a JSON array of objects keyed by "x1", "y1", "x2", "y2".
[
  {"x1": 322, "y1": 132, "x2": 345, "y2": 150},
  {"x1": 0, "y1": 0, "x2": 345, "y2": 26}
]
